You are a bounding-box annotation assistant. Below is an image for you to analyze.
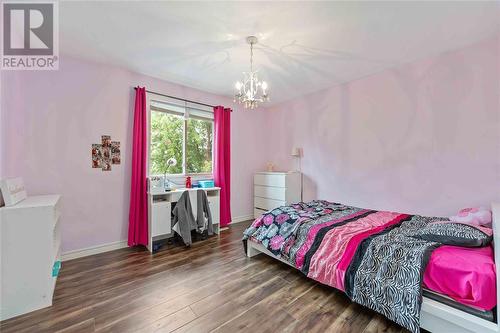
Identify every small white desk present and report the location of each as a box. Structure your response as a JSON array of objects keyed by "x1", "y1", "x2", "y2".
[{"x1": 147, "y1": 187, "x2": 220, "y2": 252}]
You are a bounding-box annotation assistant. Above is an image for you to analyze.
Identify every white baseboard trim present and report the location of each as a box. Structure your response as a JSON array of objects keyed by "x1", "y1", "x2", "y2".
[
  {"x1": 231, "y1": 214, "x2": 254, "y2": 224},
  {"x1": 62, "y1": 240, "x2": 128, "y2": 262}
]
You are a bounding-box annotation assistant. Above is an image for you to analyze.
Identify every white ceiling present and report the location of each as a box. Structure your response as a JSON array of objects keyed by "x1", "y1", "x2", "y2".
[{"x1": 60, "y1": 1, "x2": 500, "y2": 105}]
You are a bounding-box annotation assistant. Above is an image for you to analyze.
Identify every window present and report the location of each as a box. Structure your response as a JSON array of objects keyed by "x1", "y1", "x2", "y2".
[{"x1": 149, "y1": 99, "x2": 213, "y2": 175}]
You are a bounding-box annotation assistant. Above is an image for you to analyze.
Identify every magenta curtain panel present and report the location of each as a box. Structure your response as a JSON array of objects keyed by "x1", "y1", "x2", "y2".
[
  {"x1": 128, "y1": 87, "x2": 148, "y2": 246},
  {"x1": 213, "y1": 106, "x2": 232, "y2": 227}
]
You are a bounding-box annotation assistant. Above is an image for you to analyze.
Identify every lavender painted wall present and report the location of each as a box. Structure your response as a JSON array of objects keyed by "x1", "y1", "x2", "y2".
[
  {"x1": 265, "y1": 36, "x2": 500, "y2": 216},
  {"x1": 1, "y1": 56, "x2": 267, "y2": 252}
]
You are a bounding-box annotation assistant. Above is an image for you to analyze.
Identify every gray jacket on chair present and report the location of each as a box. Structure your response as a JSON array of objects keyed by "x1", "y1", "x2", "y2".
[
  {"x1": 197, "y1": 189, "x2": 213, "y2": 236},
  {"x1": 172, "y1": 191, "x2": 196, "y2": 246},
  {"x1": 172, "y1": 190, "x2": 213, "y2": 246}
]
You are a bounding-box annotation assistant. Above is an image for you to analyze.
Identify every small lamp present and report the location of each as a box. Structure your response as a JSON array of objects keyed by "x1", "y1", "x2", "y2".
[
  {"x1": 291, "y1": 147, "x2": 302, "y2": 172},
  {"x1": 164, "y1": 157, "x2": 177, "y2": 191}
]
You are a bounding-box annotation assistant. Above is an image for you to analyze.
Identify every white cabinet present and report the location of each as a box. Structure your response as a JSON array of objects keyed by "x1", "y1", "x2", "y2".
[
  {"x1": 253, "y1": 172, "x2": 301, "y2": 218},
  {"x1": 0, "y1": 195, "x2": 62, "y2": 320},
  {"x1": 207, "y1": 191, "x2": 220, "y2": 226},
  {"x1": 151, "y1": 201, "x2": 171, "y2": 237}
]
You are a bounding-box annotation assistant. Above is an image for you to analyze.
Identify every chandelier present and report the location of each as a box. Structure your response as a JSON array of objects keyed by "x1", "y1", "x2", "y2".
[{"x1": 234, "y1": 36, "x2": 269, "y2": 109}]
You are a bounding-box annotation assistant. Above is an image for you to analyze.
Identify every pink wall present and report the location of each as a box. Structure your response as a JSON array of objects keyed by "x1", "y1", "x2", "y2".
[
  {"x1": 1, "y1": 56, "x2": 267, "y2": 252},
  {"x1": 2, "y1": 36, "x2": 498, "y2": 252},
  {"x1": 265, "y1": 36, "x2": 500, "y2": 216}
]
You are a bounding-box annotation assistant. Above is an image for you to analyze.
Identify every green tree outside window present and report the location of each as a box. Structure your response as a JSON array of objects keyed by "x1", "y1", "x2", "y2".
[{"x1": 150, "y1": 111, "x2": 213, "y2": 175}]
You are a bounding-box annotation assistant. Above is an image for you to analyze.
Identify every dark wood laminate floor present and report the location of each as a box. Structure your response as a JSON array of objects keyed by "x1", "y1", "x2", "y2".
[{"x1": 0, "y1": 222, "x2": 409, "y2": 333}]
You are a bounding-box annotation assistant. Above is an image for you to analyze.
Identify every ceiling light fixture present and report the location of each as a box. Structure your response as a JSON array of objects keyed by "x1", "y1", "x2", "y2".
[{"x1": 234, "y1": 36, "x2": 269, "y2": 109}]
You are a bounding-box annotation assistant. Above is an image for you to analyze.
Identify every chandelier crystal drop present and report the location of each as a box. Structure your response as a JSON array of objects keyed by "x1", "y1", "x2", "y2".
[{"x1": 234, "y1": 36, "x2": 269, "y2": 109}]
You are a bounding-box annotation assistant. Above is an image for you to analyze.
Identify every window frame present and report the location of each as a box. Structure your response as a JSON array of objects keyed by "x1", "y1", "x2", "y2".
[{"x1": 147, "y1": 94, "x2": 214, "y2": 178}]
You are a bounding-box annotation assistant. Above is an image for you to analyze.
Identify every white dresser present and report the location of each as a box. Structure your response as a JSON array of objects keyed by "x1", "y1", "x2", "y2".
[
  {"x1": 0, "y1": 195, "x2": 62, "y2": 320},
  {"x1": 254, "y1": 171, "x2": 302, "y2": 218}
]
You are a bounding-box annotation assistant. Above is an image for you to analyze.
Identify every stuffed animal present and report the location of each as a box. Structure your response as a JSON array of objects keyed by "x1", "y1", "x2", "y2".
[{"x1": 449, "y1": 207, "x2": 492, "y2": 227}]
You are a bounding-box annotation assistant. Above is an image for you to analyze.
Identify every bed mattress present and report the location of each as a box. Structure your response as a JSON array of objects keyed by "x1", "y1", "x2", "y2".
[{"x1": 424, "y1": 244, "x2": 496, "y2": 311}]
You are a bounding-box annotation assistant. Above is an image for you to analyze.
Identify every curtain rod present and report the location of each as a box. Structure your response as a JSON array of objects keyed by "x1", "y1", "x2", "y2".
[{"x1": 134, "y1": 87, "x2": 232, "y2": 111}]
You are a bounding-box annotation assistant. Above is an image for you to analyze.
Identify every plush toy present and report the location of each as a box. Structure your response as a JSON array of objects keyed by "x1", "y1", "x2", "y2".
[{"x1": 449, "y1": 207, "x2": 492, "y2": 227}]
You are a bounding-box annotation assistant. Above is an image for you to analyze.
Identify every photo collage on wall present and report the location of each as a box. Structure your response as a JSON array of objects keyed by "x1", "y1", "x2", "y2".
[
  {"x1": 92, "y1": 135, "x2": 121, "y2": 171},
  {"x1": 111, "y1": 141, "x2": 121, "y2": 165}
]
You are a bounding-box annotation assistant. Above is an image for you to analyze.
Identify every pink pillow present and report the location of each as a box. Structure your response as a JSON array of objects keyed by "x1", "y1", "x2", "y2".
[{"x1": 449, "y1": 207, "x2": 492, "y2": 227}]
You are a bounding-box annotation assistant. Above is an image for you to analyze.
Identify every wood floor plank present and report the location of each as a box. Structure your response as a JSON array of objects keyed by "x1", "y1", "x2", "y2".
[
  {"x1": 18, "y1": 305, "x2": 95, "y2": 333},
  {"x1": 173, "y1": 276, "x2": 287, "y2": 333},
  {"x1": 211, "y1": 276, "x2": 314, "y2": 332},
  {"x1": 0, "y1": 222, "x2": 407, "y2": 333},
  {"x1": 54, "y1": 318, "x2": 95, "y2": 333},
  {"x1": 138, "y1": 306, "x2": 197, "y2": 333},
  {"x1": 90, "y1": 256, "x2": 255, "y2": 325},
  {"x1": 283, "y1": 293, "x2": 351, "y2": 332},
  {"x1": 189, "y1": 262, "x2": 289, "y2": 316},
  {"x1": 285, "y1": 283, "x2": 338, "y2": 320},
  {"x1": 94, "y1": 281, "x2": 219, "y2": 331},
  {"x1": 54, "y1": 238, "x2": 244, "y2": 302},
  {"x1": 323, "y1": 302, "x2": 375, "y2": 333},
  {"x1": 216, "y1": 308, "x2": 296, "y2": 333},
  {"x1": 95, "y1": 285, "x2": 218, "y2": 333},
  {"x1": 363, "y1": 314, "x2": 408, "y2": 333}
]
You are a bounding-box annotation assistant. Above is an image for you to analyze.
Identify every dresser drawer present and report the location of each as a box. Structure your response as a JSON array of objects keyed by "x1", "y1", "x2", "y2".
[
  {"x1": 254, "y1": 208, "x2": 267, "y2": 219},
  {"x1": 254, "y1": 174, "x2": 286, "y2": 188},
  {"x1": 254, "y1": 185, "x2": 286, "y2": 201},
  {"x1": 254, "y1": 196, "x2": 285, "y2": 211}
]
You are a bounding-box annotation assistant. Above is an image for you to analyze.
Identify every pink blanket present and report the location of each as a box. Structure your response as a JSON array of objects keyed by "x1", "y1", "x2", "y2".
[
  {"x1": 424, "y1": 245, "x2": 496, "y2": 311},
  {"x1": 307, "y1": 211, "x2": 408, "y2": 290}
]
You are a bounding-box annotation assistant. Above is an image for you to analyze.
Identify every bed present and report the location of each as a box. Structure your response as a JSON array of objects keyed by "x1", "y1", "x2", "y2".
[{"x1": 243, "y1": 201, "x2": 500, "y2": 333}]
